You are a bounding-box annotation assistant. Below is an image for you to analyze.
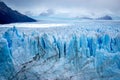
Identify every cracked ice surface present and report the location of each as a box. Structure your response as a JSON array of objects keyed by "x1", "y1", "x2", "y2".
[{"x1": 0, "y1": 21, "x2": 120, "y2": 80}]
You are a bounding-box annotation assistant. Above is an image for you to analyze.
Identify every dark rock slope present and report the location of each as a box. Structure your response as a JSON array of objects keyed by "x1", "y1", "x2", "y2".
[{"x1": 0, "y1": 1, "x2": 36, "y2": 24}]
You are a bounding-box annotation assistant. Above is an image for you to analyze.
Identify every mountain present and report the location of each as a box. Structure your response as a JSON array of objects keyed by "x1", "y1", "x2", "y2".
[
  {"x1": 0, "y1": 1, "x2": 36, "y2": 24},
  {"x1": 75, "y1": 15, "x2": 112, "y2": 20},
  {"x1": 75, "y1": 16, "x2": 93, "y2": 20},
  {"x1": 80, "y1": 17, "x2": 93, "y2": 20},
  {"x1": 96, "y1": 15, "x2": 112, "y2": 20}
]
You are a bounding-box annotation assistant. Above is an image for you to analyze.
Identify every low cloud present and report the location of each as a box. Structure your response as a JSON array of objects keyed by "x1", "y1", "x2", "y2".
[
  {"x1": 25, "y1": 11, "x2": 33, "y2": 16},
  {"x1": 39, "y1": 9, "x2": 54, "y2": 17}
]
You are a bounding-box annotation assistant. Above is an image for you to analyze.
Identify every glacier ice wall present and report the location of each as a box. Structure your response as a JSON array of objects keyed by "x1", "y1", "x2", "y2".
[
  {"x1": 0, "y1": 36, "x2": 14, "y2": 80},
  {"x1": 0, "y1": 22, "x2": 120, "y2": 80}
]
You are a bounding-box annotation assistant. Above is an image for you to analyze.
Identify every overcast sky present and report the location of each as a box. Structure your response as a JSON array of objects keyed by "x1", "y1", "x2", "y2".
[{"x1": 2, "y1": 0, "x2": 120, "y2": 17}]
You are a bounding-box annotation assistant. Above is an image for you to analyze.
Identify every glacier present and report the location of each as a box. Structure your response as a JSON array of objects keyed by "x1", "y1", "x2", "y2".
[{"x1": 0, "y1": 21, "x2": 120, "y2": 80}]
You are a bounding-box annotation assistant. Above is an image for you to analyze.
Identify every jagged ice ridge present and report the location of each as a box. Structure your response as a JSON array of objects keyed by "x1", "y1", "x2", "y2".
[{"x1": 0, "y1": 22, "x2": 120, "y2": 80}]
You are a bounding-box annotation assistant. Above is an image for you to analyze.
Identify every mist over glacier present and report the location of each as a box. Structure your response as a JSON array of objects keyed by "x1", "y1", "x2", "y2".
[{"x1": 0, "y1": 21, "x2": 120, "y2": 80}]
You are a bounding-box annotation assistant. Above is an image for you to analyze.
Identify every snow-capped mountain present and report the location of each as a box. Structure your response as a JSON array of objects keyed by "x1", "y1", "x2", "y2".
[{"x1": 0, "y1": 1, "x2": 36, "y2": 24}]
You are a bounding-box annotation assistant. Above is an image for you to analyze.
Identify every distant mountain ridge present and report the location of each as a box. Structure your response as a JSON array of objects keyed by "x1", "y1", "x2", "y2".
[
  {"x1": 0, "y1": 1, "x2": 36, "y2": 24},
  {"x1": 96, "y1": 15, "x2": 112, "y2": 20},
  {"x1": 76, "y1": 15, "x2": 113, "y2": 20}
]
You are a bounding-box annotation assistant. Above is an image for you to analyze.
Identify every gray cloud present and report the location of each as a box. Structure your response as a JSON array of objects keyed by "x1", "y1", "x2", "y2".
[
  {"x1": 25, "y1": 11, "x2": 33, "y2": 16},
  {"x1": 2, "y1": 0, "x2": 120, "y2": 17},
  {"x1": 39, "y1": 9, "x2": 54, "y2": 16}
]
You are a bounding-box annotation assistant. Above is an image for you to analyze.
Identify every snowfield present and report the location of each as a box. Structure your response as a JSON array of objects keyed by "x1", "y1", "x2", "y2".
[{"x1": 0, "y1": 21, "x2": 120, "y2": 80}]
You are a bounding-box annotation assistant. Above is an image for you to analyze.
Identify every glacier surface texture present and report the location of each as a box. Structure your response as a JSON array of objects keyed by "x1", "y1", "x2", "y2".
[{"x1": 0, "y1": 21, "x2": 120, "y2": 80}]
